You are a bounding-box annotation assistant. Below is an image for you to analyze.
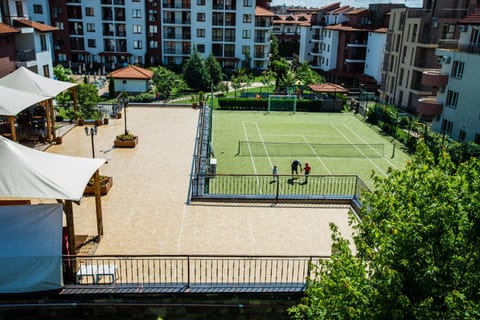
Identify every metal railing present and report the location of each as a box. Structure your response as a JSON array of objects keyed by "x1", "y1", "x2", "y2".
[{"x1": 64, "y1": 255, "x2": 325, "y2": 288}]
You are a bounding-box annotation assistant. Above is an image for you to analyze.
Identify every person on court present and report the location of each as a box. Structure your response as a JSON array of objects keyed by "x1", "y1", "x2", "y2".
[
  {"x1": 303, "y1": 162, "x2": 311, "y2": 184},
  {"x1": 291, "y1": 160, "x2": 302, "y2": 178}
]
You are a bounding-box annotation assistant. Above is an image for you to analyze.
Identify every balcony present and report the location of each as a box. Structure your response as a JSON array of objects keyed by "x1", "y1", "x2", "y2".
[
  {"x1": 16, "y1": 49, "x2": 37, "y2": 68},
  {"x1": 458, "y1": 43, "x2": 480, "y2": 54},
  {"x1": 421, "y1": 69, "x2": 448, "y2": 87},
  {"x1": 417, "y1": 96, "x2": 443, "y2": 117}
]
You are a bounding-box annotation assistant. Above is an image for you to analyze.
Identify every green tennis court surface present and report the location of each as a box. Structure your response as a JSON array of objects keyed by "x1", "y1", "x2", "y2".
[{"x1": 211, "y1": 111, "x2": 411, "y2": 189}]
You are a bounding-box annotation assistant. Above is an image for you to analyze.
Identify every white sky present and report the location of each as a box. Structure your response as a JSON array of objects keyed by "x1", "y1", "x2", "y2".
[{"x1": 269, "y1": 0, "x2": 423, "y2": 9}]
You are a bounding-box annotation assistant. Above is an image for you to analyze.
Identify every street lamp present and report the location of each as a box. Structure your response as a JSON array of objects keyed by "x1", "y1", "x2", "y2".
[
  {"x1": 84, "y1": 125, "x2": 98, "y2": 158},
  {"x1": 123, "y1": 98, "x2": 129, "y2": 135}
]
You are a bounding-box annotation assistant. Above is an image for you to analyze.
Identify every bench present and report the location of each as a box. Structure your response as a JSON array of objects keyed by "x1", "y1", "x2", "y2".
[{"x1": 76, "y1": 264, "x2": 118, "y2": 284}]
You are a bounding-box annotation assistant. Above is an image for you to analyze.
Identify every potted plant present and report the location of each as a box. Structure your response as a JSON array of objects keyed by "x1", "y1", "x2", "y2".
[
  {"x1": 114, "y1": 132, "x2": 138, "y2": 148},
  {"x1": 84, "y1": 174, "x2": 113, "y2": 195}
]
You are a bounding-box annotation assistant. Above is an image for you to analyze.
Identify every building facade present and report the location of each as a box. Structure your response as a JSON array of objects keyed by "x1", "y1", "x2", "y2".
[
  {"x1": 427, "y1": 8, "x2": 480, "y2": 143},
  {"x1": 380, "y1": 0, "x2": 478, "y2": 116},
  {"x1": 0, "y1": 0, "x2": 56, "y2": 78},
  {"x1": 40, "y1": 0, "x2": 272, "y2": 73}
]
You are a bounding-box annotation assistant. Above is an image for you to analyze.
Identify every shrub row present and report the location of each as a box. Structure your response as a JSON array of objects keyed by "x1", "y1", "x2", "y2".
[{"x1": 216, "y1": 98, "x2": 344, "y2": 112}]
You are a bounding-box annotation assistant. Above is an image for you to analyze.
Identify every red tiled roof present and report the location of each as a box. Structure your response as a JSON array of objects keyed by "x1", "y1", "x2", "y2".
[
  {"x1": 256, "y1": 6, "x2": 275, "y2": 17},
  {"x1": 459, "y1": 8, "x2": 480, "y2": 25},
  {"x1": 0, "y1": 23, "x2": 20, "y2": 35},
  {"x1": 308, "y1": 83, "x2": 348, "y2": 93},
  {"x1": 327, "y1": 5, "x2": 352, "y2": 15},
  {"x1": 108, "y1": 65, "x2": 154, "y2": 80},
  {"x1": 325, "y1": 24, "x2": 371, "y2": 32},
  {"x1": 345, "y1": 8, "x2": 368, "y2": 15},
  {"x1": 14, "y1": 19, "x2": 57, "y2": 32},
  {"x1": 272, "y1": 13, "x2": 312, "y2": 25}
]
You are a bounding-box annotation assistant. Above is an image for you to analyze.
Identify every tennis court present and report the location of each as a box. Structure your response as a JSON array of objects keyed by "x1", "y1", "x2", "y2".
[{"x1": 211, "y1": 111, "x2": 411, "y2": 189}]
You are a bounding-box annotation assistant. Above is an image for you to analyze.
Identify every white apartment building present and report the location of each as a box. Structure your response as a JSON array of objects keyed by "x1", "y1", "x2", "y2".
[
  {"x1": 429, "y1": 12, "x2": 480, "y2": 143},
  {"x1": 364, "y1": 29, "x2": 387, "y2": 83}
]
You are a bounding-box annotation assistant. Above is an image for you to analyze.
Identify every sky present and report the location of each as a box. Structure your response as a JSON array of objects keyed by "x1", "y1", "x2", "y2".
[{"x1": 269, "y1": 0, "x2": 423, "y2": 9}]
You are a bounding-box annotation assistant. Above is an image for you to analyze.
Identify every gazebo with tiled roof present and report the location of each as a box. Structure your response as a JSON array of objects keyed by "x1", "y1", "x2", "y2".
[{"x1": 108, "y1": 65, "x2": 154, "y2": 94}]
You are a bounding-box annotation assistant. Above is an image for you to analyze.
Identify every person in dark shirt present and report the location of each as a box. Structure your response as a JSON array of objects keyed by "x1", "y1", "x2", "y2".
[{"x1": 291, "y1": 160, "x2": 302, "y2": 178}]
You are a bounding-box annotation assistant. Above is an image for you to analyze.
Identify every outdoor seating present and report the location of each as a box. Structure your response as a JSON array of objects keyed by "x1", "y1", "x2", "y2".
[{"x1": 76, "y1": 263, "x2": 119, "y2": 284}]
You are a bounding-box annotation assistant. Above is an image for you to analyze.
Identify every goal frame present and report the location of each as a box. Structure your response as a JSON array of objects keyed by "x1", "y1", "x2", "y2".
[{"x1": 267, "y1": 94, "x2": 297, "y2": 113}]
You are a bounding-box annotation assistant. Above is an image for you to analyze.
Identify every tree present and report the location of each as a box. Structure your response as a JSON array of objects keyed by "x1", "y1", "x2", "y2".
[
  {"x1": 53, "y1": 64, "x2": 73, "y2": 82},
  {"x1": 151, "y1": 66, "x2": 185, "y2": 100},
  {"x1": 296, "y1": 63, "x2": 324, "y2": 86},
  {"x1": 271, "y1": 58, "x2": 292, "y2": 92},
  {"x1": 205, "y1": 54, "x2": 223, "y2": 87},
  {"x1": 183, "y1": 51, "x2": 210, "y2": 91},
  {"x1": 289, "y1": 142, "x2": 480, "y2": 319},
  {"x1": 78, "y1": 83, "x2": 100, "y2": 119}
]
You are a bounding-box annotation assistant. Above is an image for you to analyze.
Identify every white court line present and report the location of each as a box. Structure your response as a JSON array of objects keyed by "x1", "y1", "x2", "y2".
[
  {"x1": 242, "y1": 121, "x2": 262, "y2": 193},
  {"x1": 255, "y1": 122, "x2": 273, "y2": 168},
  {"x1": 332, "y1": 124, "x2": 387, "y2": 177},
  {"x1": 302, "y1": 136, "x2": 332, "y2": 175},
  {"x1": 341, "y1": 123, "x2": 399, "y2": 170}
]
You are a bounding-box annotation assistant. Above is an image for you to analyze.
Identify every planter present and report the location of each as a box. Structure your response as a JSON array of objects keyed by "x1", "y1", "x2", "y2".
[
  {"x1": 78, "y1": 119, "x2": 85, "y2": 126},
  {"x1": 95, "y1": 119, "x2": 103, "y2": 126},
  {"x1": 84, "y1": 176, "x2": 113, "y2": 196},
  {"x1": 103, "y1": 118, "x2": 109, "y2": 125},
  {"x1": 54, "y1": 136, "x2": 63, "y2": 145},
  {"x1": 116, "y1": 112, "x2": 122, "y2": 119},
  {"x1": 114, "y1": 136, "x2": 138, "y2": 148}
]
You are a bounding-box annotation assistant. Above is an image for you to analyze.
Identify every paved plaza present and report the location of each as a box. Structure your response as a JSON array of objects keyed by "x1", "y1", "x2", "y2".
[{"x1": 46, "y1": 107, "x2": 353, "y2": 256}]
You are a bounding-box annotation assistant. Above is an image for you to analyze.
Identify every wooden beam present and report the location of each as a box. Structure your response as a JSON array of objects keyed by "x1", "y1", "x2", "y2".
[
  {"x1": 8, "y1": 116, "x2": 16, "y2": 141},
  {"x1": 93, "y1": 170, "x2": 103, "y2": 239},
  {"x1": 64, "y1": 200, "x2": 76, "y2": 256},
  {"x1": 49, "y1": 99, "x2": 56, "y2": 140}
]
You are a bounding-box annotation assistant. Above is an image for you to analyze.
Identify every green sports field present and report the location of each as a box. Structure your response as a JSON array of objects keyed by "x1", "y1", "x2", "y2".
[{"x1": 211, "y1": 111, "x2": 411, "y2": 189}]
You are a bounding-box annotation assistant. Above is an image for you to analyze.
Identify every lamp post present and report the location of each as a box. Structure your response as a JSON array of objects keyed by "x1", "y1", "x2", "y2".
[
  {"x1": 84, "y1": 126, "x2": 97, "y2": 158},
  {"x1": 123, "y1": 97, "x2": 129, "y2": 135}
]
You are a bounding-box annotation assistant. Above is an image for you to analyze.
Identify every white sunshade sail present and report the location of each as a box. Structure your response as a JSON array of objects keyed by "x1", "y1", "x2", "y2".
[
  {"x1": 0, "y1": 135, "x2": 106, "y2": 201},
  {"x1": 0, "y1": 66, "x2": 77, "y2": 97},
  {"x1": 0, "y1": 84, "x2": 49, "y2": 116}
]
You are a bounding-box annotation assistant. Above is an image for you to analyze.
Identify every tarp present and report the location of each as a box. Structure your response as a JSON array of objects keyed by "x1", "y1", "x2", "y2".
[
  {"x1": 0, "y1": 204, "x2": 63, "y2": 293},
  {"x1": 0, "y1": 84, "x2": 49, "y2": 116},
  {"x1": 0, "y1": 135, "x2": 106, "y2": 201},
  {"x1": 0, "y1": 66, "x2": 77, "y2": 97}
]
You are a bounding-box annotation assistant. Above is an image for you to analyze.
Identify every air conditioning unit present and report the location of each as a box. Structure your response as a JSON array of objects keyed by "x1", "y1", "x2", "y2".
[{"x1": 441, "y1": 56, "x2": 451, "y2": 64}]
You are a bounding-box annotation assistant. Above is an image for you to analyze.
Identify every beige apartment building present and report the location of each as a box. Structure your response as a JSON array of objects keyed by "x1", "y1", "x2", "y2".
[{"x1": 380, "y1": 0, "x2": 478, "y2": 117}]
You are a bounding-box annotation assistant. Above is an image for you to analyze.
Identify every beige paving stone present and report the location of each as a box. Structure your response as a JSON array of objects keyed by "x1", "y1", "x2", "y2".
[{"x1": 46, "y1": 107, "x2": 355, "y2": 257}]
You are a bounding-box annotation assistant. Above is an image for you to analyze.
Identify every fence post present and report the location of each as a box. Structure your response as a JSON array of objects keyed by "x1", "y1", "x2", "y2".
[
  {"x1": 186, "y1": 256, "x2": 191, "y2": 288},
  {"x1": 275, "y1": 177, "x2": 280, "y2": 201}
]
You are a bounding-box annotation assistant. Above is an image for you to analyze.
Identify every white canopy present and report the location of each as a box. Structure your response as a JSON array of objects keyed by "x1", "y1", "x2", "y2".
[
  {"x1": 0, "y1": 84, "x2": 49, "y2": 116},
  {"x1": 0, "y1": 135, "x2": 106, "y2": 201},
  {"x1": 0, "y1": 66, "x2": 77, "y2": 97}
]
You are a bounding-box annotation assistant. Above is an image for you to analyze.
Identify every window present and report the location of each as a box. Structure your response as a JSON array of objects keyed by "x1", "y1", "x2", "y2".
[
  {"x1": 446, "y1": 90, "x2": 459, "y2": 108},
  {"x1": 442, "y1": 24, "x2": 455, "y2": 40},
  {"x1": 242, "y1": 45, "x2": 250, "y2": 54},
  {"x1": 132, "y1": 9, "x2": 141, "y2": 18},
  {"x1": 87, "y1": 23, "x2": 95, "y2": 32},
  {"x1": 33, "y1": 4, "x2": 43, "y2": 14},
  {"x1": 133, "y1": 40, "x2": 142, "y2": 49},
  {"x1": 197, "y1": 0, "x2": 205, "y2": 5},
  {"x1": 148, "y1": 10, "x2": 157, "y2": 21},
  {"x1": 40, "y1": 34, "x2": 47, "y2": 51},
  {"x1": 411, "y1": 24, "x2": 417, "y2": 42},
  {"x1": 149, "y1": 25, "x2": 157, "y2": 33},
  {"x1": 197, "y1": 44, "x2": 205, "y2": 53},
  {"x1": 15, "y1": 1, "x2": 24, "y2": 17},
  {"x1": 242, "y1": 30, "x2": 250, "y2": 39},
  {"x1": 224, "y1": 44, "x2": 234, "y2": 57},
  {"x1": 197, "y1": 28, "x2": 205, "y2": 37},
  {"x1": 243, "y1": 14, "x2": 251, "y2": 23},
  {"x1": 441, "y1": 119, "x2": 453, "y2": 134},
  {"x1": 458, "y1": 130, "x2": 466, "y2": 141},
  {"x1": 88, "y1": 39, "x2": 96, "y2": 48},
  {"x1": 133, "y1": 24, "x2": 142, "y2": 33},
  {"x1": 58, "y1": 53, "x2": 67, "y2": 62},
  {"x1": 451, "y1": 60, "x2": 464, "y2": 79},
  {"x1": 55, "y1": 22, "x2": 64, "y2": 30},
  {"x1": 149, "y1": 40, "x2": 158, "y2": 48},
  {"x1": 85, "y1": 7, "x2": 94, "y2": 16},
  {"x1": 212, "y1": 28, "x2": 223, "y2": 41},
  {"x1": 243, "y1": 0, "x2": 252, "y2": 6},
  {"x1": 197, "y1": 13, "x2": 205, "y2": 22},
  {"x1": 475, "y1": 133, "x2": 480, "y2": 144}
]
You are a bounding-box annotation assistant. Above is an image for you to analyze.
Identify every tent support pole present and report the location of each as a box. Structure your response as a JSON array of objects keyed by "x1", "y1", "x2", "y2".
[
  {"x1": 71, "y1": 87, "x2": 78, "y2": 122},
  {"x1": 49, "y1": 99, "x2": 56, "y2": 141},
  {"x1": 94, "y1": 170, "x2": 104, "y2": 240},
  {"x1": 64, "y1": 200, "x2": 76, "y2": 256},
  {"x1": 8, "y1": 116, "x2": 16, "y2": 141}
]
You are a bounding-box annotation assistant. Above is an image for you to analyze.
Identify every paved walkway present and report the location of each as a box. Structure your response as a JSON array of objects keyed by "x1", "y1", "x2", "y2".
[{"x1": 45, "y1": 106, "x2": 353, "y2": 256}]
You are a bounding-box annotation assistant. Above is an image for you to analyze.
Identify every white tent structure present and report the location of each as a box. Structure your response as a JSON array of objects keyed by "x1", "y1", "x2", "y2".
[
  {"x1": 0, "y1": 66, "x2": 76, "y2": 97},
  {"x1": 0, "y1": 66, "x2": 79, "y2": 143},
  {"x1": 0, "y1": 85, "x2": 49, "y2": 116},
  {"x1": 0, "y1": 135, "x2": 105, "y2": 201}
]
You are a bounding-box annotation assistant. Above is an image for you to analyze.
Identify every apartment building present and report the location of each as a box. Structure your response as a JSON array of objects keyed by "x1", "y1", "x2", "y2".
[
  {"x1": 271, "y1": 10, "x2": 312, "y2": 59},
  {"x1": 381, "y1": 0, "x2": 477, "y2": 116},
  {"x1": 425, "y1": 8, "x2": 480, "y2": 143},
  {"x1": 299, "y1": 3, "x2": 396, "y2": 88},
  {"x1": 37, "y1": 0, "x2": 272, "y2": 73},
  {"x1": 0, "y1": 0, "x2": 56, "y2": 78}
]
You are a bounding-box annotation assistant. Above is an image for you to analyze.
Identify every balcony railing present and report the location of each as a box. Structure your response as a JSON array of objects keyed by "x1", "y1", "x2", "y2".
[
  {"x1": 16, "y1": 49, "x2": 36, "y2": 62},
  {"x1": 64, "y1": 254, "x2": 325, "y2": 291},
  {"x1": 458, "y1": 43, "x2": 480, "y2": 54}
]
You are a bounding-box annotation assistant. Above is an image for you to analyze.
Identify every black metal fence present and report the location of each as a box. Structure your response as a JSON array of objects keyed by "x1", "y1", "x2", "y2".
[{"x1": 65, "y1": 255, "x2": 326, "y2": 291}]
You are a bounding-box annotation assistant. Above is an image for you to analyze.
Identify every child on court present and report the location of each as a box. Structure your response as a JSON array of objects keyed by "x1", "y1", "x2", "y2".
[{"x1": 303, "y1": 162, "x2": 311, "y2": 184}]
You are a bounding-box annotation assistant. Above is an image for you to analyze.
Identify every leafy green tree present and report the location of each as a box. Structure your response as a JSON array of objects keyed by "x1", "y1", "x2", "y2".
[
  {"x1": 151, "y1": 66, "x2": 185, "y2": 100},
  {"x1": 183, "y1": 51, "x2": 210, "y2": 91},
  {"x1": 205, "y1": 54, "x2": 223, "y2": 87},
  {"x1": 289, "y1": 142, "x2": 480, "y2": 320},
  {"x1": 296, "y1": 63, "x2": 324, "y2": 86},
  {"x1": 242, "y1": 51, "x2": 252, "y2": 72},
  {"x1": 271, "y1": 57, "x2": 292, "y2": 92},
  {"x1": 108, "y1": 77, "x2": 115, "y2": 98},
  {"x1": 53, "y1": 64, "x2": 74, "y2": 82},
  {"x1": 78, "y1": 83, "x2": 100, "y2": 119}
]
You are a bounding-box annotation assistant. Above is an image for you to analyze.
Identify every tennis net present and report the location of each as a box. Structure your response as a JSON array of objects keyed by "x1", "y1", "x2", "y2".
[{"x1": 237, "y1": 141, "x2": 385, "y2": 158}]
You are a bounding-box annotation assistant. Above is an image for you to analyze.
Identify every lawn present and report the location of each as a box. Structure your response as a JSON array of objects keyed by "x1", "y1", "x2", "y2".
[{"x1": 211, "y1": 110, "x2": 411, "y2": 189}]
